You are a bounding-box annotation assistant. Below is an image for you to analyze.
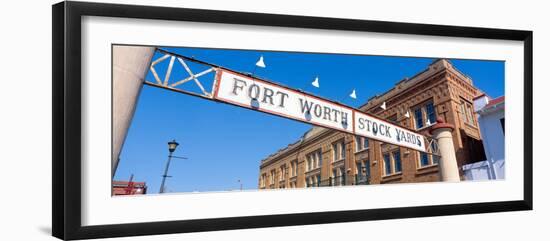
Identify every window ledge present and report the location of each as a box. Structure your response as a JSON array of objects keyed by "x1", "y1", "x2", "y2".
[
  {"x1": 305, "y1": 168, "x2": 321, "y2": 175},
  {"x1": 416, "y1": 123, "x2": 436, "y2": 131},
  {"x1": 417, "y1": 163, "x2": 438, "y2": 171},
  {"x1": 333, "y1": 158, "x2": 345, "y2": 163},
  {"x1": 354, "y1": 148, "x2": 369, "y2": 154},
  {"x1": 463, "y1": 122, "x2": 477, "y2": 129},
  {"x1": 382, "y1": 172, "x2": 403, "y2": 179},
  {"x1": 415, "y1": 164, "x2": 439, "y2": 176}
]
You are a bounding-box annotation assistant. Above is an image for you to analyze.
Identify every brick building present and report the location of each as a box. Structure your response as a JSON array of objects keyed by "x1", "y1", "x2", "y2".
[
  {"x1": 112, "y1": 180, "x2": 147, "y2": 195},
  {"x1": 258, "y1": 59, "x2": 486, "y2": 189}
]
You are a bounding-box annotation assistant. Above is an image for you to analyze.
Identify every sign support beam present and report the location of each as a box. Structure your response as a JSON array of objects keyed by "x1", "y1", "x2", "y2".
[{"x1": 112, "y1": 46, "x2": 155, "y2": 178}]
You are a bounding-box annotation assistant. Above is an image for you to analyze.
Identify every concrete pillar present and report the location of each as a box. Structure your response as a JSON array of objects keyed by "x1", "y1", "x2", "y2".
[
  {"x1": 112, "y1": 46, "x2": 155, "y2": 178},
  {"x1": 429, "y1": 117, "x2": 460, "y2": 182}
]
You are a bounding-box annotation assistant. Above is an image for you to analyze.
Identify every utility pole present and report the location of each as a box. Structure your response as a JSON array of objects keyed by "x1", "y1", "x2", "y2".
[{"x1": 125, "y1": 174, "x2": 135, "y2": 195}]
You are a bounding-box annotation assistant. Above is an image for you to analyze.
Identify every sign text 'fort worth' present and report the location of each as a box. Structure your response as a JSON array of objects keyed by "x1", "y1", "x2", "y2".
[{"x1": 213, "y1": 69, "x2": 426, "y2": 152}]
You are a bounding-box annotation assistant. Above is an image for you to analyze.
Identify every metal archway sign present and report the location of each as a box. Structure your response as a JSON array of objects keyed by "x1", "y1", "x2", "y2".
[
  {"x1": 52, "y1": 2, "x2": 532, "y2": 240},
  {"x1": 145, "y1": 49, "x2": 431, "y2": 153}
]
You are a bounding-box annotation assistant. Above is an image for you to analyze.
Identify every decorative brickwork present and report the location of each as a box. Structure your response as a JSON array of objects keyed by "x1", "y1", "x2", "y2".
[{"x1": 259, "y1": 59, "x2": 486, "y2": 188}]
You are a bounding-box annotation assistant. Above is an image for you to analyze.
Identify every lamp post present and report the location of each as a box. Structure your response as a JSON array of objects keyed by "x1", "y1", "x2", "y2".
[{"x1": 159, "y1": 140, "x2": 179, "y2": 193}]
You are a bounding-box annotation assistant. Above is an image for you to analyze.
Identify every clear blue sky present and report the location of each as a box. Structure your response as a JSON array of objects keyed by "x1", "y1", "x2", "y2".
[{"x1": 114, "y1": 46, "x2": 504, "y2": 194}]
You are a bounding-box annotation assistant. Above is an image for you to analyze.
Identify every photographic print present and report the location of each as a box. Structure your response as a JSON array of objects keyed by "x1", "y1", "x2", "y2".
[
  {"x1": 112, "y1": 45, "x2": 505, "y2": 195},
  {"x1": 53, "y1": 2, "x2": 531, "y2": 239}
]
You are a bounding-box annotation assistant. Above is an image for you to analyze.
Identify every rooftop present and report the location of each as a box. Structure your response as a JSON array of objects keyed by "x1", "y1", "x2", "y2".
[
  {"x1": 487, "y1": 96, "x2": 505, "y2": 107},
  {"x1": 360, "y1": 58, "x2": 475, "y2": 112},
  {"x1": 478, "y1": 96, "x2": 505, "y2": 114},
  {"x1": 112, "y1": 180, "x2": 147, "y2": 188}
]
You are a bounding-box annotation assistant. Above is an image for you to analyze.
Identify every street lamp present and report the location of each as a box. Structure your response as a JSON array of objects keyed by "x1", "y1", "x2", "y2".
[
  {"x1": 168, "y1": 139, "x2": 179, "y2": 153},
  {"x1": 159, "y1": 139, "x2": 180, "y2": 194}
]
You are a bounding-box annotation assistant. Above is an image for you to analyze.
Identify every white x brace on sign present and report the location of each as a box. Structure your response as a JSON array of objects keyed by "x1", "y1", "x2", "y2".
[
  {"x1": 145, "y1": 49, "x2": 430, "y2": 153},
  {"x1": 213, "y1": 69, "x2": 427, "y2": 152}
]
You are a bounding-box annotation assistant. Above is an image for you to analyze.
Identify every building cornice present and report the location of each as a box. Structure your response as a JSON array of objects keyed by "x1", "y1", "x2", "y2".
[
  {"x1": 362, "y1": 59, "x2": 478, "y2": 113},
  {"x1": 260, "y1": 128, "x2": 335, "y2": 168}
]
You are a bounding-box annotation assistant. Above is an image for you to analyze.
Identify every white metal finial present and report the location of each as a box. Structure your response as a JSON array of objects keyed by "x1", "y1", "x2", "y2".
[
  {"x1": 380, "y1": 101, "x2": 387, "y2": 110},
  {"x1": 311, "y1": 76, "x2": 320, "y2": 88},
  {"x1": 349, "y1": 89, "x2": 357, "y2": 99},
  {"x1": 256, "y1": 55, "x2": 266, "y2": 68}
]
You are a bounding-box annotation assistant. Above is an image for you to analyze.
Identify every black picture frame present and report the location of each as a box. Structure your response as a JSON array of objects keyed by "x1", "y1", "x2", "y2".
[{"x1": 52, "y1": 1, "x2": 533, "y2": 240}]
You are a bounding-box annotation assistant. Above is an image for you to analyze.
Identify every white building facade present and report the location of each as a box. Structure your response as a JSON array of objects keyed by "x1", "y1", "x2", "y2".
[{"x1": 463, "y1": 94, "x2": 505, "y2": 180}]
